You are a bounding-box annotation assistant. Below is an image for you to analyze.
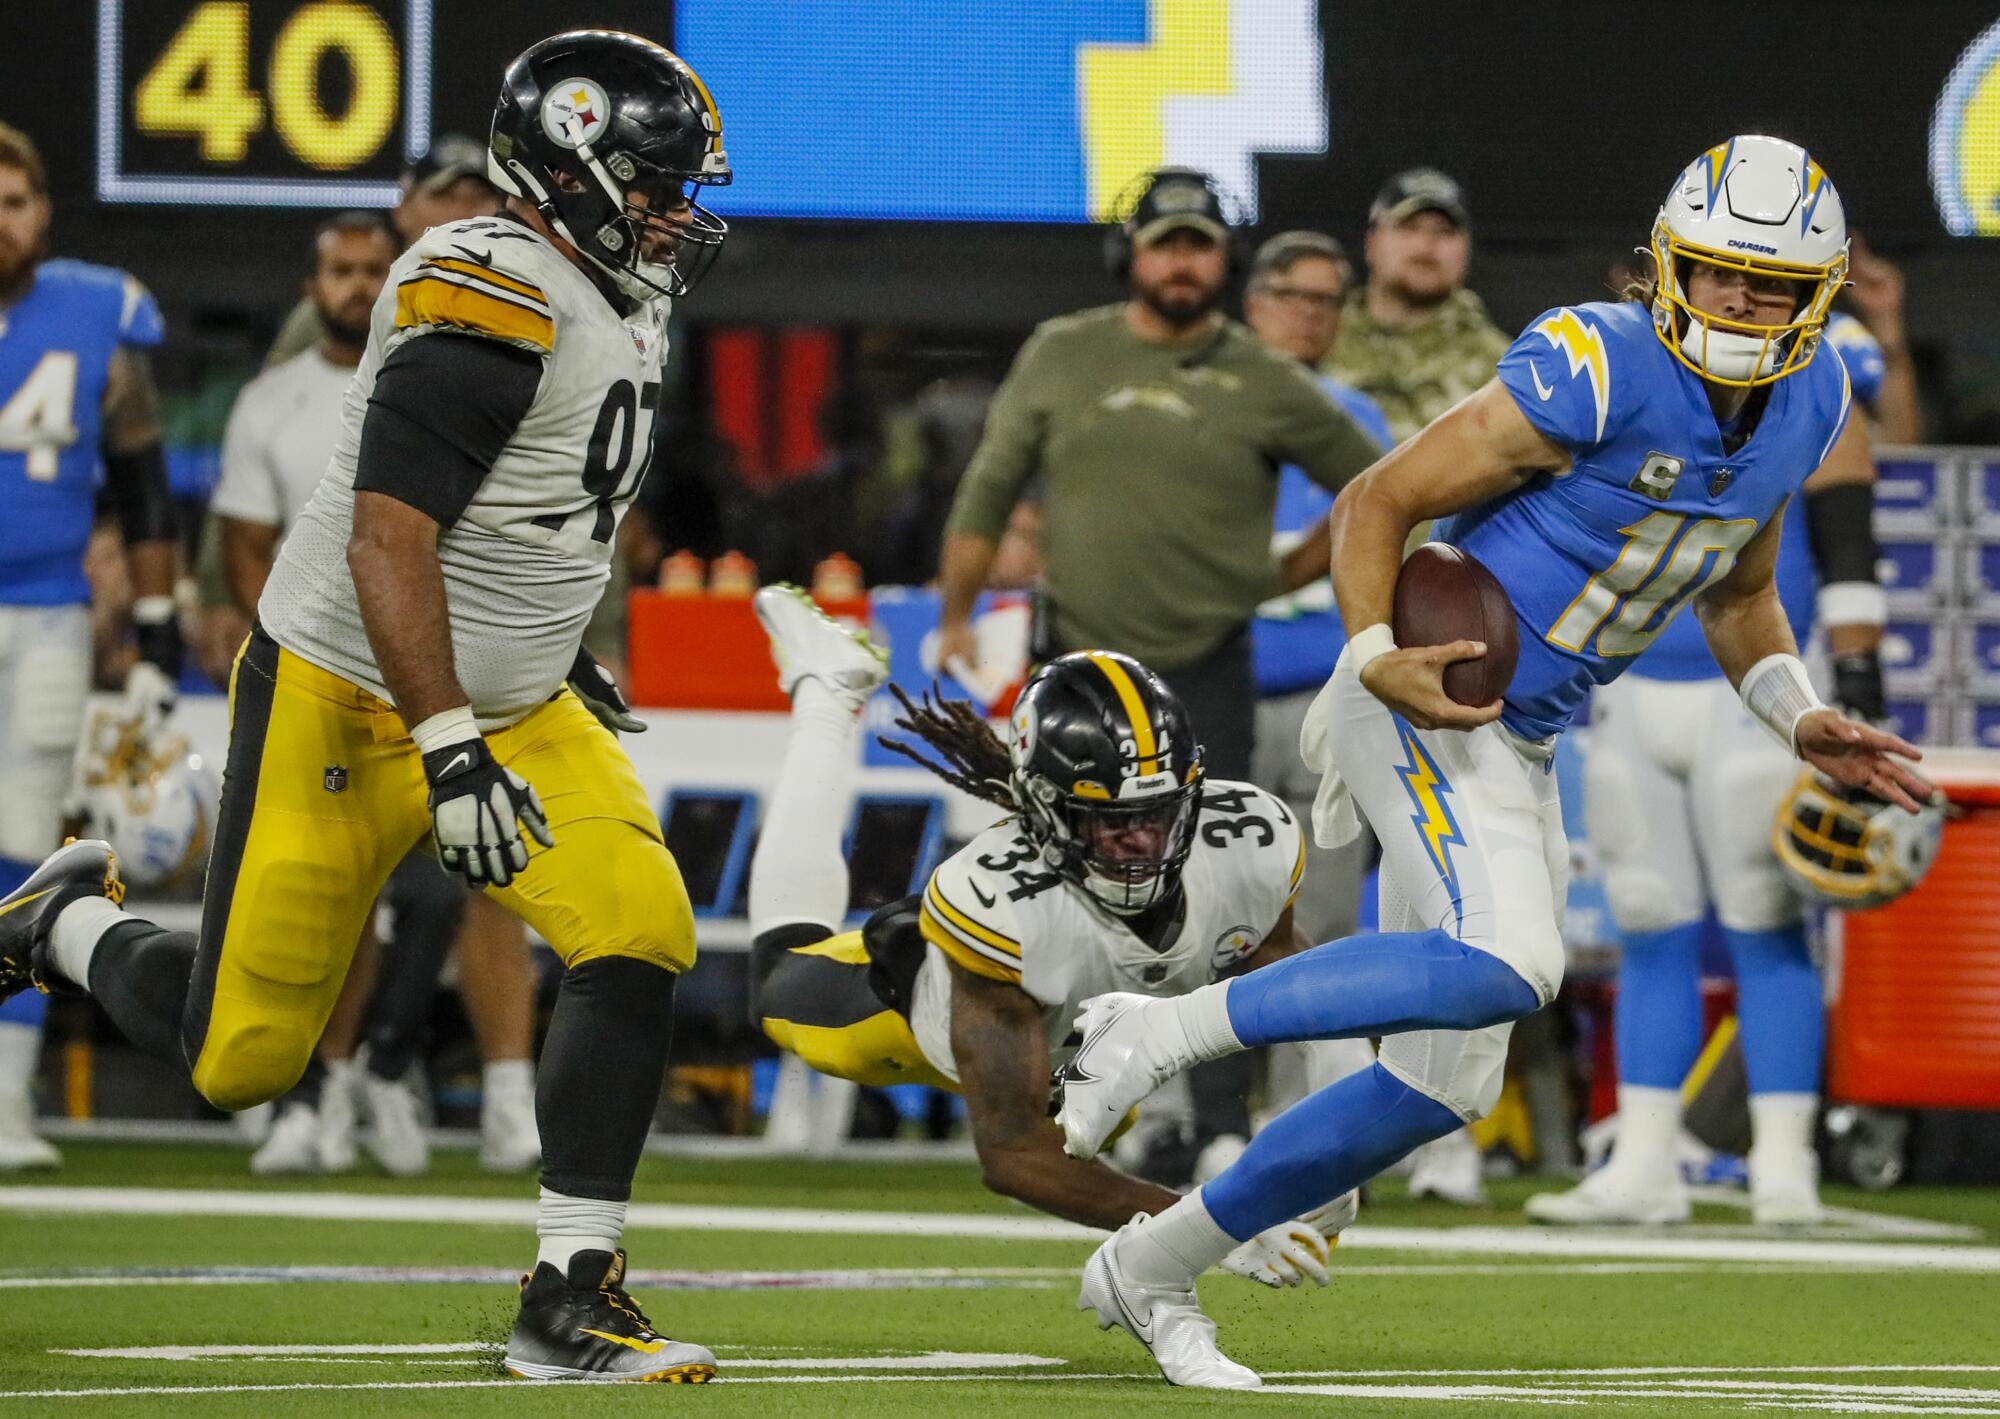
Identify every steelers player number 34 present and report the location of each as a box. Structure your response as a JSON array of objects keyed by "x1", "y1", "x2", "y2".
[{"x1": 97, "y1": 0, "x2": 429, "y2": 206}]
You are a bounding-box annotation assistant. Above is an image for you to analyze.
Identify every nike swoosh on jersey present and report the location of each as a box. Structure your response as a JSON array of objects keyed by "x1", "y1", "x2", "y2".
[
  {"x1": 578, "y1": 1328, "x2": 666, "y2": 1354},
  {"x1": 1529, "y1": 362, "x2": 1556, "y2": 401},
  {"x1": 969, "y1": 881, "x2": 997, "y2": 909},
  {"x1": 452, "y1": 245, "x2": 497, "y2": 266}
]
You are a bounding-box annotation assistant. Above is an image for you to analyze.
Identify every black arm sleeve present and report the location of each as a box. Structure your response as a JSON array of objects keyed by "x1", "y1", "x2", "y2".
[
  {"x1": 353, "y1": 335, "x2": 544, "y2": 528},
  {"x1": 1803, "y1": 481, "x2": 1879, "y2": 586},
  {"x1": 103, "y1": 442, "x2": 174, "y2": 545}
]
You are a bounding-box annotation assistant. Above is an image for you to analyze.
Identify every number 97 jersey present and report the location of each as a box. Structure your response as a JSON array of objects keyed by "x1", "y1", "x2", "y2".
[
  {"x1": 906, "y1": 780, "x2": 1306, "y2": 1078},
  {"x1": 261, "y1": 216, "x2": 674, "y2": 724},
  {"x1": 1439, "y1": 300, "x2": 1852, "y2": 742}
]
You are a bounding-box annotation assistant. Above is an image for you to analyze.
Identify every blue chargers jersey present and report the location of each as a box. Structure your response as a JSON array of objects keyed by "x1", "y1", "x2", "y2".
[
  {"x1": 0, "y1": 259, "x2": 164, "y2": 605},
  {"x1": 1636, "y1": 329, "x2": 1878, "y2": 682},
  {"x1": 1254, "y1": 376, "x2": 1393, "y2": 695},
  {"x1": 1438, "y1": 300, "x2": 1852, "y2": 740}
]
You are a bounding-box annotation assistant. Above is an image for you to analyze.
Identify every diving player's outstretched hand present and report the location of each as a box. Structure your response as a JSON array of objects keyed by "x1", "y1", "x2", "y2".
[
  {"x1": 1359, "y1": 641, "x2": 1504, "y2": 732},
  {"x1": 1795, "y1": 709, "x2": 1936, "y2": 813}
]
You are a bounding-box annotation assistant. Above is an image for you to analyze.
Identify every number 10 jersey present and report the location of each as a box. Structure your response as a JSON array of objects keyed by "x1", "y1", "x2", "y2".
[
  {"x1": 260, "y1": 216, "x2": 671, "y2": 727},
  {"x1": 1439, "y1": 299, "x2": 1852, "y2": 742}
]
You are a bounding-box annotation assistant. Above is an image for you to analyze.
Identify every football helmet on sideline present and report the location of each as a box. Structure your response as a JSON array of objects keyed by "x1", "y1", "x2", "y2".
[
  {"x1": 1771, "y1": 769, "x2": 1945, "y2": 909},
  {"x1": 71, "y1": 707, "x2": 220, "y2": 890},
  {"x1": 487, "y1": 29, "x2": 731, "y2": 304},
  {"x1": 1647, "y1": 134, "x2": 1848, "y2": 387},
  {"x1": 1005, "y1": 651, "x2": 1203, "y2": 916}
]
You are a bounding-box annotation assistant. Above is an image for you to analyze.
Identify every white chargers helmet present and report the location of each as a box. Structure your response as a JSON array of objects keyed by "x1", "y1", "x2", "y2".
[
  {"x1": 1772, "y1": 770, "x2": 1945, "y2": 910},
  {"x1": 1649, "y1": 135, "x2": 1849, "y2": 387},
  {"x1": 73, "y1": 708, "x2": 221, "y2": 890}
]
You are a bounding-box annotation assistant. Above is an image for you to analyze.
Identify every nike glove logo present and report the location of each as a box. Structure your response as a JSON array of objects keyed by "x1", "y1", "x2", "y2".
[{"x1": 441, "y1": 751, "x2": 474, "y2": 777}]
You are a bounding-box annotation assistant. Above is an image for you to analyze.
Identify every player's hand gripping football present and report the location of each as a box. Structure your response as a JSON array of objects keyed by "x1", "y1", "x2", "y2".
[
  {"x1": 1359, "y1": 641, "x2": 1503, "y2": 732},
  {"x1": 423, "y1": 735, "x2": 555, "y2": 887},
  {"x1": 1793, "y1": 708, "x2": 1935, "y2": 814}
]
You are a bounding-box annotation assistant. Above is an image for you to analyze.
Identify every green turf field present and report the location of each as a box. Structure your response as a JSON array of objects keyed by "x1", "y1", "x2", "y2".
[{"x1": 6, "y1": 1142, "x2": 2000, "y2": 1416}]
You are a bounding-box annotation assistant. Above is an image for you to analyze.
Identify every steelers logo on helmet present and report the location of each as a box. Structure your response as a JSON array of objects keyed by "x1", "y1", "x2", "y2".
[
  {"x1": 1646, "y1": 134, "x2": 1848, "y2": 388},
  {"x1": 541, "y1": 78, "x2": 612, "y2": 149}
]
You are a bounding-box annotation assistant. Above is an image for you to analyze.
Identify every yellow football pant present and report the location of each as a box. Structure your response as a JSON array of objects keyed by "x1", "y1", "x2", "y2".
[
  {"x1": 183, "y1": 628, "x2": 695, "y2": 1110},
  {"x1": 755, "y1": 930, "x2": 954, "y2": 1091}
]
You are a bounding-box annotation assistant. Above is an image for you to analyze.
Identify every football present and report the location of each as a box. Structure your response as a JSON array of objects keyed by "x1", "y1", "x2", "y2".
[{"x1": 1390, "y1": 543, "x2": 1520, "y2": 707}]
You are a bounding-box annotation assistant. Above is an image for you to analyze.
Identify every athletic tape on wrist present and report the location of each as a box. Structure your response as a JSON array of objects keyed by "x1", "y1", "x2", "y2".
[
  {"x1": 131, "y1": 595, "x2": 177, "y2": 626},
  {"x1": 1349, "y1": 623, "x2": 1397, "y2": 676},
  {"x1": 1740, "y1": 653, "x2": 1824, "y2": 755},
  {"x1": 411, "y1": 705, "x2": 481, "y2": 756},
  {"x1": 1816, "y1": 580, "x2": 1887, "y2": 628}
]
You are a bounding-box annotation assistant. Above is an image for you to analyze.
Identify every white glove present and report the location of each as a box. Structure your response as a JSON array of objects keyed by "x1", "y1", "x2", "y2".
[
  {"x1": 1299, "y1": 1189, "x2": 1360, "y2": 1238},
  {"x1": 1218, "y1": 1216, "x2": 1333, "y2": 1289},
  {"x1": 122, "y1": 659, "x2": 177, "y2": 730}
]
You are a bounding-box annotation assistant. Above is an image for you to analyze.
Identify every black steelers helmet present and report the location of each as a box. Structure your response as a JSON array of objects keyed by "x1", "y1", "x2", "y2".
[
  {"x1": 1006, "y1": 652, "x2": 1204, "y2": 916},
  {"x1": 488, "y1": 30, "x2": 730, "y2": 304}
]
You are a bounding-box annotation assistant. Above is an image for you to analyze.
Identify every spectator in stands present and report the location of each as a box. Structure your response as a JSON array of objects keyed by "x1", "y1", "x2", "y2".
[
  {"x1": 208, "y1": 212, "x2": 541, "y2": 1178},
  {"x1": 264, "y1": 135, "x2": 501, "y2": 368},
  {"x1": 1830, "y1": 236, "x2": 1921, "y2": 445},
  {"x1": 1325, "y1": 168, "x2": 1508, "y2": 446},
  {"x1": 937, "y1": 167, "x2": 1379, "y2": 783},
  {"x1": 1241, "y1": 232, "x2": 1391, "y2": 948}
]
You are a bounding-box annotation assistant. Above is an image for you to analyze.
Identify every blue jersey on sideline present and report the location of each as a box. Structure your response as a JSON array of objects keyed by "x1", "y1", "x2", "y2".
[
  {"x1": 1437, "y1": 301, "x2": 1852, "y2": 740},
  {"x1": 1253, "y1": 376, "x2": 1393, "y2": 695},
  {"x1": 0, "y1": 259, "x2": 165, "y2": 605},
  {"x1": 1636, "y1": 316, "x2": 1883, "y2": 682}
]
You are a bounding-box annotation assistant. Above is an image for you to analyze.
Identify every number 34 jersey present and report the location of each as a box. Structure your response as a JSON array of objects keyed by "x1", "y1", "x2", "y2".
[
  {"x1": 904, "y1": 780, "x2": 1305, "y2": 1083},
  {"x1": 261, "y1": 217, "x2": 671, "y2": 726},
  {"x1": 1438, "y1": 300, "x2": 1852, "y2": 742}
]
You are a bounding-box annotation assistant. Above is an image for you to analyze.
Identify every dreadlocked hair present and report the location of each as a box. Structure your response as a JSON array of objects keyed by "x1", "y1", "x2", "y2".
[{"x1": 876, "y1": 682, "x2": 1016, "y2": 812}]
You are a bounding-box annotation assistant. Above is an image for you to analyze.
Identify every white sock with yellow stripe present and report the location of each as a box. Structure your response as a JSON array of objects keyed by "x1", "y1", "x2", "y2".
[{"x1": 749, "y1": 679, "x2": 857, "y2": 936}]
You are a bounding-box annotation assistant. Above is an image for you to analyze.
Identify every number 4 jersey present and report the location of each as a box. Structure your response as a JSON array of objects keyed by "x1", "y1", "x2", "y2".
[
  {"x1": 904, "y1": 780, "x2": 1305, "y2": 1082},
  {"x1": 1438, "y1": 300, "x2": 1852, "y2": 741},
  {"x1": 261, "y1": 216, "x2": 672, "y2": 725}
]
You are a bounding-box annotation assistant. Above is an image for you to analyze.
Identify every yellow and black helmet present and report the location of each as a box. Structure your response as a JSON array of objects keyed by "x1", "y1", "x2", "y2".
[
  {"x1": 1006, "y1": 651, "x2": 1204, "y2": 916},
  {"x1": 1772, "y1": 770, "x2": 1945, "y2": 910}
]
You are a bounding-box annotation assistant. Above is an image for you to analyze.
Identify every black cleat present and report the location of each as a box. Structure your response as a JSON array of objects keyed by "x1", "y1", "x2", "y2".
[
  {"x1": 503, "y1": 1249, "x2": 717, "y2": 1383},
  {"x1": 0, "y1": 840, "x2": 124, "y2": 1004}
]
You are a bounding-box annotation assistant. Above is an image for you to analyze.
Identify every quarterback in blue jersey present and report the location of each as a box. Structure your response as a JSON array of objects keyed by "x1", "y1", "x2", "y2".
[
  {"x1": 0, "y1": 125, "x2": 180, "y2": 1170},
  {"x1": 1045, "y1": 135, "x2": 1934, "y2": 1389},
  {"x1": 1527, "y1": 320, "x2": 1894, "y2": 1230}
]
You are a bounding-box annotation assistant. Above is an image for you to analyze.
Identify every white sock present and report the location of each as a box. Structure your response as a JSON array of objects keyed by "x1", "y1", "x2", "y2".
[
  {"x1": 48, "y1": 897, "x2": 132, "y2": 993},
  {"x1": 1162, "y1": 982, "x2": 1245, "y2": 1065},
  {"x1": 484, "y1": 1058, "x2": 534, "y2": 1108},
  {"x1": 747, "y1": 679, "x2": 858, "y2": 936},
  {"x1": 1604, "y1": 1084, "x2": 1683, "y2": 1184},
  {"x1": 536, "y1": 1187, "x2": 628, "y2": 1275},
  {"x1": 1117, "y1": 1191, "x2": 1239, "y2": 1287},
  {"x1": 0, "y1": 1021, "x2": 41, "y2": 1102},
  {"x1": 1749, "y1": 1092, "x2": 1819, "y2": 1166}
]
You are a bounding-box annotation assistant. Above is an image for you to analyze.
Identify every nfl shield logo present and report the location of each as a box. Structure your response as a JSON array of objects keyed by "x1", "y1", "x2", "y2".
[
  {"x1": 324, "y1": 765, "x2": 349, "y2": 794},
  {"x1": 1709, "y1": 467, "x2": 1735, "y2": 497}
]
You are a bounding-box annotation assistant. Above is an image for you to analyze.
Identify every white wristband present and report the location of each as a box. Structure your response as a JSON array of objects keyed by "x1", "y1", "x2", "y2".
[
  {"x1": 131, "y1": 595, "x2": 177, "y2": 626},
  {"x1": 410, "y1": 705, "x2": 480, "y2": 756},
  {"x1": 1816, "y1": 580, "x2": 1887, "y2": 629},
  {"x1": 1348, "y1": 623, "x2": 1397, "y2": 676},
  {"x1": 1740, "y1": 653, "x2": 1825, "y2": 755}
]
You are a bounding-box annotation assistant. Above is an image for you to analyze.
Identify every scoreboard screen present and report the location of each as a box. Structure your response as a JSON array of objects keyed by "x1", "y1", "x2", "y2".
[{"x1": 97, "y1": 0, "x2": 432, "y2": 206}]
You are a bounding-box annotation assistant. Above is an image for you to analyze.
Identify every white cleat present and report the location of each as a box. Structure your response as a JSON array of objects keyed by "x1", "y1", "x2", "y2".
[
  {"x1": 1407, "y1": 1128, "x2": 1489, "y2": 1207},
  {"x1": 480, "y1": 1079, "x2": 542, "y2": 1174},
  {"x1": 317, "y1": 1064, "x2": 360, "y2": 1172},
  {"x1": 753, "y1": 584, "x2": 889, "y2": 710},
  {"x1": 1052, "y1": 993, "x2": 1191, "y2": 1161},
  {"x1": 1525, "y1": 1167, "x2": 1691, "y2": 1226},
  {"x1": 0, "y1": 1091, "x2": 59, "y2": 1171},
  {"x1": 1750, "y1": 1151, "x2": 1826, "y2": 1227},
  {"x1": 360, "y1": 1071, "x2": 431, "y2": 1178},
  {"x1": 250, "y1": 1103, "x2": 325, "y2": 1176},
  {"x1": 1078, "y1": 1216, "x2": 1262, "y2": 1390}
]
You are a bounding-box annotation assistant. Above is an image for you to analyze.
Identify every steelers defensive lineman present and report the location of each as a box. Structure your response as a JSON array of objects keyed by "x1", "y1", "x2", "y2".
[{"x1": 0, "y1": 31, "x2": 728, "y2": 1383}]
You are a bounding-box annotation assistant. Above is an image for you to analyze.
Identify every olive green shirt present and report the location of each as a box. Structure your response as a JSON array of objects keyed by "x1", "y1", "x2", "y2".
[
  {"x1": 1323, "y1": 287, "x2": 1511, "y2": 445},
  {"x1": 948, "y1": 305, "x2": 1378, "y2": 669}
]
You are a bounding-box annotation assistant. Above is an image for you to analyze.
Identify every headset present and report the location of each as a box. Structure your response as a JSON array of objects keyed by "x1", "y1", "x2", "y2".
[{"x1": 1101, "y1": 166, "x2": 1247, "y2": 283}]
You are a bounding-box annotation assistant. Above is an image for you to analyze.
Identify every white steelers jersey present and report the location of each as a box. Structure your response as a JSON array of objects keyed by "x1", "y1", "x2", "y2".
[
  {"x1": 905, "y1": 780, "x2": 1306, "y2": 1082},
  {"x1": 259, "y1": 215, "x2": 671, "y2": 726}
]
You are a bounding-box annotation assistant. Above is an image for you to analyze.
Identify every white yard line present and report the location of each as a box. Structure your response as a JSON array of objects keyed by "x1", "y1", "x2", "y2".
[
  {"x1": 2, "y1": 1185, "x2": 1994, "y2": 1271},
  {"x1": 1685, "y1": 1186, "x2": 1978, "y2": 1241}
]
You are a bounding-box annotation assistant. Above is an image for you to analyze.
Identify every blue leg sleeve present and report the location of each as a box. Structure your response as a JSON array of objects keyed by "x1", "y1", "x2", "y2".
[
  {"x1": 0, "y1": 859, "x2": 45, "y2": 1028},
  {"x1": 1614, "y1": 922, "x2": 1705, "y2": 1090},
  {"x1": 1202, "y1": 1062, "x2": 1461, "y2": 1240},
  {"x1": 1726, "y1": 924, "x2": 1824, "y2": 1096},
  {"x1": 1224, "y1": 928, "x2": 1540, "y2": 1048}
]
